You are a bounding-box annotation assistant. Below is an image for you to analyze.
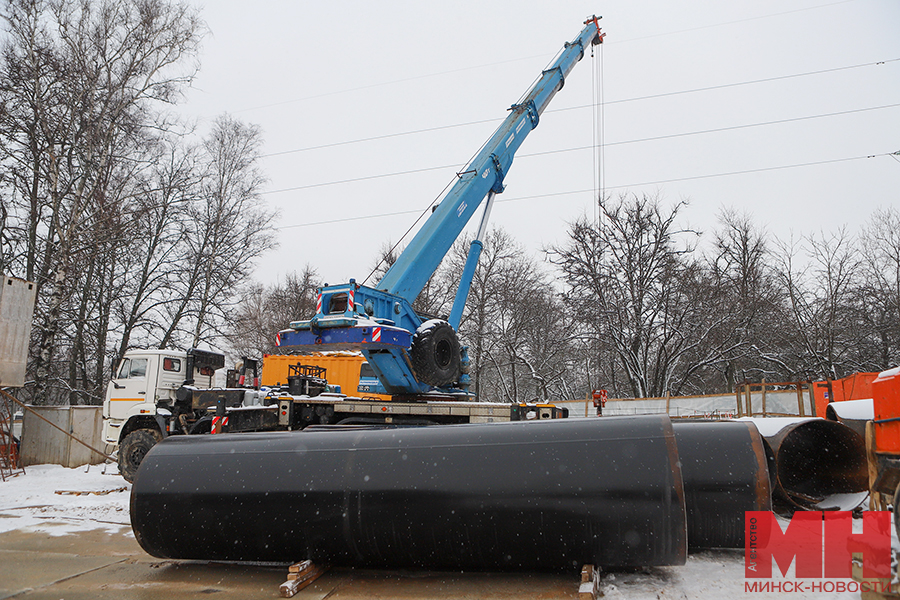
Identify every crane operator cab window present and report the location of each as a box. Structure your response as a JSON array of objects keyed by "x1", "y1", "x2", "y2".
[{"x1": 328, "y1": 292, "x2": 350, "y2": 314}]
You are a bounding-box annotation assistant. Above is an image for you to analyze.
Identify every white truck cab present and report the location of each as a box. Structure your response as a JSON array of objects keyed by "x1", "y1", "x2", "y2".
[{"x1": 103, "y1": 348, "x2": 227, "y2": 481}]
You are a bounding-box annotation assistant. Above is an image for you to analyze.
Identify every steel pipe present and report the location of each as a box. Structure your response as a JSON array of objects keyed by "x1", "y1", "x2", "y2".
[
  {"x1": 671, "y1": 421, "x2": 772, "y2": 549},
  {"x1": 824, "y1": 398, "x2": 872, "y2": 439},
  {"x1": 131, "y1": 416, "x2": 687, "y2": 570},
  {"x1": 745, "y1": 418, "x2": 868, "y2": 511}
]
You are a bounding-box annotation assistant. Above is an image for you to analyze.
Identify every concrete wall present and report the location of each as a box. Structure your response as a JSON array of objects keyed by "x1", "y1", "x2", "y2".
[
  {"x1": 20, "y1": 406, "x2": 106, "y2": 467},
  {"x1": 557, "y1": 389, "x2": 815, "y2": 419},
  {"x1": 0, "y1": 276, "x2": 36, "y2": 388}
]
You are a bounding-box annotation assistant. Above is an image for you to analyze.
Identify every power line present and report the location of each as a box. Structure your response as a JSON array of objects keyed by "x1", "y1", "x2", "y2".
[
  {"x1": 584, "y1": 58, "x2": 900, "y2": 108},
  {"x1": 259, "y1": 57, "x2": 900, "y2": 159},
  {"x1": 524, "y1": 102, "x2": 900, "y2": 157},
  {"x1": 234, "y1": 55, "x2": 549, "y2": 115},
  {"x1": 612, "y1": 0, "x2": 859, "y2": 44},
  {"x1": 262, "y1": 118, "x2": 498, "y2": 158},
  {"x1": 263, "y1": 164, "x2": 456, "y2": 195},
  {"x1": 238, "y1": 1, "x2": 859, "y2": 116},
  {"x1": 273, "y1": 152, "x2": 894, "y2": 230},
  {"x1": 262, "y1": 102, "x2": 900, "y2": 196}
]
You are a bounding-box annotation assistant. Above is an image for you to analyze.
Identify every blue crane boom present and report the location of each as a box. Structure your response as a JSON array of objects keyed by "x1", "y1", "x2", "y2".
[
  {"x1": 278, "y1": 17, "x2": 604, "y2": 398},
  {"x1": 379, "y1": 17, "x2": 604, "y2": 303}
]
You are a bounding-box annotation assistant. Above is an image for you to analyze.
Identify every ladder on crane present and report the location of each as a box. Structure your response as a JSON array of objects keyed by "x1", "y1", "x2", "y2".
[{"x1": 0, "y1": 394, "x2": 24, "y2": 481}]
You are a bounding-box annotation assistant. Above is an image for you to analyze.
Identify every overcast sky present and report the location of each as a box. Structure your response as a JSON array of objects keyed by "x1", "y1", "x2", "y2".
[{"x1": 179, "y1": 0, "x2": 900, "y2": 287}]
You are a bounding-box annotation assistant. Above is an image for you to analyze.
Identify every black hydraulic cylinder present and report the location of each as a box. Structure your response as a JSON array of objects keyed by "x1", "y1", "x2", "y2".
[
  {"x1": 131, "y1": 415, "x2": 687, "y2": 570},
  {"x1": 671, "y1": 421, "x2": 772, "y2": 549}
]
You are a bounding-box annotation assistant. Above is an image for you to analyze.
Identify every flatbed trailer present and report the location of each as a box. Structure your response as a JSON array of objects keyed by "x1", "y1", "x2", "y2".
[{"x1": 228, "y1": 392, "x2": 568, "y2": 432}]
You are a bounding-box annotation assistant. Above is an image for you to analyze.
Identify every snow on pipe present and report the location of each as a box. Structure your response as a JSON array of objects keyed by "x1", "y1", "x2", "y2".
[
  {"x1": 670, "y1": 421, "x2": 772, "y2": 550},
  {"x1": 824, "y1": 398, "x2": 873, "y2": 439},
  {"x1": 130, "y1": 416, "x2": 688, "y2": 570},
  {"x1": 743, "y1": 417, "x2": 868, "y2": 512}
]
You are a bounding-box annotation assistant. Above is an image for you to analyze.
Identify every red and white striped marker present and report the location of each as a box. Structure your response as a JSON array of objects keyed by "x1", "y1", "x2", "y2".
[
  {"x1": 274, "y1": 332, "x2": 281, "y2": 347},
  {"x1": 372, "y1": 327, "x2": 381, "y2": 342},
  {"x1": 315, "y1": 293, "x2": 322, "y2": 314},
  {"x1": 211, "y1": 416, "x2": 229, "y2": 434}
]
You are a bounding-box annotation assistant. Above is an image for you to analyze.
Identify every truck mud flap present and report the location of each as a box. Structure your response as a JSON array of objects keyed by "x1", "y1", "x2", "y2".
[
  {"x1": 130, "y1": 415, "x2": 687, "y2": 570},
  {"x1": 671, "y1": 420, "x2": 771, "y2": 550}
]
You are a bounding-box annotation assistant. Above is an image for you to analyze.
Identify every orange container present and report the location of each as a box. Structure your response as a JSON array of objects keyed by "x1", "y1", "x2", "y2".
[
  {"x1": 872, "y1": 367, "x2": 900, "y2": 454},
  {"x1": 261, "y1": 353, "x2": 390, "y2": 401},
  {"x1": 812, "y1": 371, "x2": 879, "y2": 418}
]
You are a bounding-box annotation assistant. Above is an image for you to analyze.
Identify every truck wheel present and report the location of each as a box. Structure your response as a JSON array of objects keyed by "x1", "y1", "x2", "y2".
[
  {"x1": 118, "y1": 429, "x2": 162, "y2": 483},
  {"x1": 410, "y1": 319, "x2": 461, "y2": 387}
]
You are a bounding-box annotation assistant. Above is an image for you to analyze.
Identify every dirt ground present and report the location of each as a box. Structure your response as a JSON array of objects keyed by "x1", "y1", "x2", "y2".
[{"x1": 0, "y1": 525, "x2": 586, "y2": 599}]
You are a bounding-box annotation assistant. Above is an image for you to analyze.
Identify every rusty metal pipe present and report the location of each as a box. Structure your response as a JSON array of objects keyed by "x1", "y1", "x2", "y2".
[
  {"x1": 746, "y1": 418, "x2": 868, "y2": 511},
  {"x1": 671, "y1": 421, "x2": 772, "y2": 549},
  {"x1": 130, "y1": 416, "x2": 687, "y2": 570}
]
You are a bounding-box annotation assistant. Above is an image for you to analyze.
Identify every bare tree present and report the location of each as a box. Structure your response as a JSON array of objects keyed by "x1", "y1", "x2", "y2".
[
  {"x1": 857, "y1": 207, "x2": 900, "y2": 368},
  {"x1": 699, "y1": 208, "x2": 783, "y2": 389},
  {"x1": 227, "y1": 267, "x2": 320, "y2": 358},
  {"x1": 773, "y1": 228, "x2": 862, "y2": 379},
  {"x1": 0, "y1": 0, "x2": 204, "y2": 403},
  {"x1": 551, "y1": 193, "x2": 725, "y2": 398},
  {"x1": 159, "y1": 114, "x2": 277, "y2": 350},
  {"x1": 112, "y1": 139, "x2": 199, "y2": 357}
]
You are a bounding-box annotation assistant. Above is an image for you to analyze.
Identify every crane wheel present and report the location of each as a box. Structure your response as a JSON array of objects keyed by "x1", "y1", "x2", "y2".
[
  {"x1": 410, "y1": 319, "x2": 461, "y2": 388},
  {"x1": 118, "y1": 428, "x2": 162, "y2": 483}
]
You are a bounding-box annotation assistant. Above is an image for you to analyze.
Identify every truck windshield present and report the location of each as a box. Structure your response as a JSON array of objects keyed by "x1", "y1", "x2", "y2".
[{"x1": 116, "y1": 358, "x2": 148, "y2": 379}]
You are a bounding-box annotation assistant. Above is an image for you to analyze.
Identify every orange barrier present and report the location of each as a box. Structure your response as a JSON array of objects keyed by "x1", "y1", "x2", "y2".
[{"x1": 873, "y1": 368, "x2": 900, "y2": 454}]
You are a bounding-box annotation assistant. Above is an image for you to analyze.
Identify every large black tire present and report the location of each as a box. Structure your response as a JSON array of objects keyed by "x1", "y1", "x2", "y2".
[
  {"x1": 118, "y1": 428, "x2": 162, "y2": 483},
  {"x1": 410, "y1": 319, "x2": 461, "y2": 388}
]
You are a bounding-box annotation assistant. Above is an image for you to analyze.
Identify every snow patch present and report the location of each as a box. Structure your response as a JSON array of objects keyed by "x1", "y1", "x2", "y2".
[{"x1": 0, "y1": 464, "x2": 131, "y2": 536}]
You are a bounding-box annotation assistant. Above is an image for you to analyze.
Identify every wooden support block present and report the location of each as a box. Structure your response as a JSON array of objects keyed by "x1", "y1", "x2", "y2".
[
  {"x1": 866, "y1": 421, "x2": 885, "y2": 511},
  {"x1": 280, "y1": 562, "x2": 326, "y2": 598},
  {"x1": 288, "y1": 560, "x2": 313, "y2": 574},
  {"x1": 580, "y1": 564, "x2": 593, "y2": 583},
  {"x1": 579, "y1": 564, "x2": 599, "y2": 600}
]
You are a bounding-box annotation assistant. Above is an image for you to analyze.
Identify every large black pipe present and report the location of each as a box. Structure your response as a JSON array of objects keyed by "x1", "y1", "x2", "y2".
[
  {"x1": 131, "y1": 416, "x2": 687, "y2": 570},
  {"x1": 748, "y1": 418, "x2": 868, "y2": 511},
  {"x1": 671, "y1": 421, "x2": 772, "y2": 549}
]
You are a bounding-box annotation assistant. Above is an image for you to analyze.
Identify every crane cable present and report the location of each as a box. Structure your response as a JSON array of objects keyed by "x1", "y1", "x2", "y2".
[
  {"x1": 591, "y1": 31, "x2": 606, "y2": 224},
  {"x1": 591, "y1": 35, "x2": 598, "y2": 224}
]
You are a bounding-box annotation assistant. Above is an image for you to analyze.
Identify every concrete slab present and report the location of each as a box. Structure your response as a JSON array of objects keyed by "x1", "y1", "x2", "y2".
[
  {"x1": 295, "y1": 570, "x2": 583, "y2": 599},
  {"x1": 0, "y1": 527, "x2": 583, "y2": 599},
  {"x1": 0, "y1": 549, "x2": 125, "y2": 599},
  {"x1": 25, "y1": 559, "x2": 287, "y2": 600}
]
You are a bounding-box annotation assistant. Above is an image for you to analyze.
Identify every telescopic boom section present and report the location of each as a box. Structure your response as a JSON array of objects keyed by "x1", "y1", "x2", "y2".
[{"x1": 377, "y1": 17, "x2": 604, "y2": 303}]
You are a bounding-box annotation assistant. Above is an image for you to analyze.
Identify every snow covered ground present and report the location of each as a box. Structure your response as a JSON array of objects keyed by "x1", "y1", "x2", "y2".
[
  {"x1": 0, "y1": 463, "x2": 131, "y2": 537},
  {"x1": 0, "y1": 464, "x2": 877, "y2": 599}
]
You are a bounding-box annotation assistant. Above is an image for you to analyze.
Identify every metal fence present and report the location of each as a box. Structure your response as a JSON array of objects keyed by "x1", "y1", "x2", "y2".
[{"x1": 20, "y1": 405, "x2": 106, "y2": 467}]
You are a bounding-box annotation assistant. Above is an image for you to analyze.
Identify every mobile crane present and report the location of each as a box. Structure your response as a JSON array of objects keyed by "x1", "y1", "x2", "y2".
[
  {"x1": 278, "y1": 17, "x2": 605, "y2": 397},
  {"x1": 106, "y1": 17, "x2": 603, "y2": 482}
]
